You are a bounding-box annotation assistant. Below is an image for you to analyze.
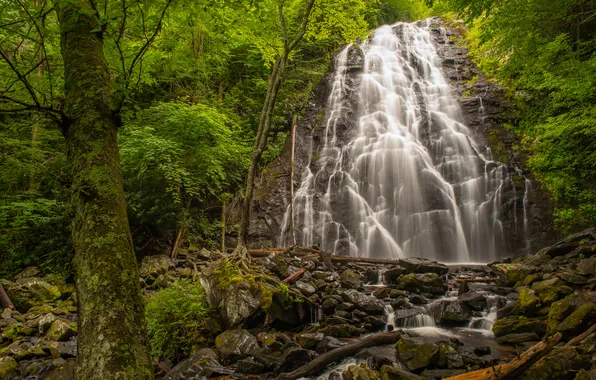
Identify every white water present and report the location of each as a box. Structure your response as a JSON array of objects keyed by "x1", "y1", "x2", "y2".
[{"x1": 280, "y1": 21, "x2": 525, "y2": 263}]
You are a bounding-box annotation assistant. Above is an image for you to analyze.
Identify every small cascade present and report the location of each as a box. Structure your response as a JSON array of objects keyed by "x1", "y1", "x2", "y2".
[
  {"x1": 523, "y1": 178, "x2": 532, "y2": 253},
  {"x1": 384, "y1": 304, "x2": 395, "y2": 330},
  {"x1": 280, "y1": 20, "x2": 520, "y2": 263},
  {"x1": 467, "y1": 295, "x2": 506, "y2": 334}
]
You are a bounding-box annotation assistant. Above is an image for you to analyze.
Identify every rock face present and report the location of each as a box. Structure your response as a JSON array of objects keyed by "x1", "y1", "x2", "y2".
[{"x1": 243, "y1": 16, "x2": 557, "y2": 256}]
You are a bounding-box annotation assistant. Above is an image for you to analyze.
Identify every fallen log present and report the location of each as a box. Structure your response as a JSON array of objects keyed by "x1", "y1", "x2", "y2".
[
  {"x1": 444, "y1": 332, "x2": 562, "y2": 380},
  {"x1": 0, "y1": 284, "x2": 14, "y2": 310},
  {"x1": 276, "y1": 332, "x2": 401, "y2": 380},
  {"x1": 282, "y1": 263, "x2": 313, "y2": 284},
  {"x1": 565, "y1": 323, "x2": 596, "y2": 347},
  {"x1": 455, "y1": 277, "x2": 499, "y2": 283}
]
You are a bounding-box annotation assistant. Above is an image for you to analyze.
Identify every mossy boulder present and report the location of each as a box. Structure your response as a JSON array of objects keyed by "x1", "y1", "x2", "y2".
[
  {"x1": 557, "y1": 303, "x2": 596, "y2": 339},
  {"x1": 215, "y1": 329, "x2": 259, "y2": 363},
  {"x1": 1, "y1": 322, "x2": 36, "y2": 341},
  {"x1": 396, "y1": 273, "x2": 446, "y2": 295},
  {"x1": 531, "y1": 277, "x2": 572, "y2": 305},
  {"x1": 398, "y1": 258, "x2": 448, "y2": 275},
  {"x1": 395, "y1": 337, "x2": 439, "y2": 373},
  {"x1": 489, "y1": 263, "x2": 536, "y2": 286},
  {"x1": 1, "y1": 278, "x2": 61, "y2": 313},
  {"x1": 0, "y1": 357, "x2": 17, "y2": 379},
  {"x1": 380, "y1": 365, "x2": 424, "y2": 380},
  {"x1": 436, "y1": 343, "x2": 463, "y2": 369},
  {"x1": 319, "y1": 323, "x2": 361, "y2": 338},
  {"x1": 437, "y1": 300, "x2": 472, "y2": 326},
  {"x1": 518, "y1": 289, "x2": 542, "y2": 315},
  {"x1": 492, "y1": 316, "x2": 546, "y2": 338},
  {"x1": 546, "y1": 297, "x2": 576, "y2": 334},
  {"x1": 44, "y1": 319, "x2": 77, "y2": 342},
  {"x1": 519, "y1": 346, "x2": 589, "y2": 380},
  {"x1": 342, "y1": 364, "x2": 381, "y2": 380},
  {"x1": 139, "y1": 254, "x2": 171, "y2": 280},
  {"x1": 340, "y1": 270, "x2": 363, "y2": 289}
]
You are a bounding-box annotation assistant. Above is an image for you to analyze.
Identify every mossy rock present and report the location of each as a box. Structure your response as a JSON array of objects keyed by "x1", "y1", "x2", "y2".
[
  {"x1": 531, "y1": 277, "x2": 569, "y2": 305},
  {"x1": 319, "y1": 323, "x2": 361, "y2": 338},
  {"x1": 546, "y1": 297, "x2": 575, "y2": 334},
  {"x1": 340, "y1": 270, "x2": 363, "y2": 289},
  {"x1": 214, "y1": 329, "x2": 259, "y2": 363},
  {"x1": 489, "y1": 263, "x2": 536, "y2": 286},
  {"x1": 519, "y1": 346, "x2": 585, "y2": 380},
  {"x1": 44, "y1": 319, "x2": 77, "y2": 342},
  {"x1": 492, "y1": 316, "x2": 546, "y2": 338},
  {"x1": 557, "y1": 303, "x2": 596, "y2": 339},
  {"x1": 139, "y1": 254, "x2": 171, "y2": 279},
  {"x1": 343, "y1": 364, "x2": 381, "y2": 380},
  {"x1": 395, "y1": 337, "x2": 439, "y2": 373},
  {"x1": 0, "y1": 357, "x2": 17, "y2": 380},
  {"x1": 397, "y1": 273, "x2": 446, "y2": 295},
  {"x1": 518, "y1": 289, "x2": 541, "y2": 315},
  {"x1": 1, "y1": 278, "x2": 61, "y2": 313},
  {"x1": 1, "y1": 322, "x2": 36, "y2": 342},
  {"x1": 380, "y1": 365, "x2": 424, "y2": 380}
]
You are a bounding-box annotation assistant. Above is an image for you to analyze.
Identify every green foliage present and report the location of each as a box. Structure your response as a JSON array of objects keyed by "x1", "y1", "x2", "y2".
[
  {"x1": 451, "y1": 0, "x2": 596, "y2": 232},
  {"x1": 145, "y1": 280, "x2": 213, "y2": 361}
]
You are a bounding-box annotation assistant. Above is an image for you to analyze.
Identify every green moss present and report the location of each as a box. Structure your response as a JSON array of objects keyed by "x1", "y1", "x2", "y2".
[{"x1": 395, "y1": 337, "x2": 439, "y2": 372}]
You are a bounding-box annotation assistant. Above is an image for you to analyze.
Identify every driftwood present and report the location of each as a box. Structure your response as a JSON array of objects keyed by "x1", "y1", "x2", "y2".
[
  {"x1": 565, "y1": 323, "x2": 596, "y2": 346},
  {"x1": 282, "y1": 263, "x2": 313, "y2": 284},
  {"x1": 276, "y1": 332, "x2": 401, "y2": 380},
  {"x1": 455, "y1": 277, "x2": 499, "y2": 283},
  {"x1": 444, "y1": 332, "x2": 562, "y2": 380},
  {"x1": 0, "y1": 284, "x2": 14, "y2": 309}
]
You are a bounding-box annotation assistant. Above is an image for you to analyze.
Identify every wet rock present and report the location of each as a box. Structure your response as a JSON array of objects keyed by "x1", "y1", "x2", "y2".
[
  {"x1": 575, "y1": 369, "x2": 596, "y2": 380},
  {"x1": 364, "y1": 315, "x2": 387, "y2": 330},
  {"x1": 395, "y1": 337, "x2": 439, "y2": 373},
  {"x1": 337, "y1": 302, "x2": 355, "y2": 312},
  {"x1": 342, "y1": 289, "x2": 385, "y2": 313},
  {"x1": 0, "y1": 278, "x2": 61, "y2": 313},
  {"x1": 380, "y1": 364, "x2": 424, "y2": 379},
  {"x1": 398, "y1": 258, "x2": 448, "y2": 276},
  {"x1": 236, "y1": 356, "x2": 265, "y2": 374},
  {"x1": 295, "y1": 280, "x2": 316, "y2": 296},
  {"x1": 197, "y1": 248, "x2": 223, "y2": 261},
  {"x1": 46, "y1": 341, "x2": 77, "y2": 358},
  {"x1": 519, "y1": 346, "x2": 589, "y2": 380},
  {"x1": 383, "y1": 267, "x2": 408, "y2": 284},
  {"x1": 316, "y1": 335, "x2": 345, "y2": 353},
  {"x1": 489, "y1": 263, "x2": 536, "y2": 286},
  {"x1": 517, "y1": 289, "x2": 541, "y2": 316},
  {"x1": 558, "y1": 270, "x2": 587, "y2": 285},
  {"x1": 459, "y1": 292, "x2": 487, "y2": 311},
  {"x1": 410, "y1": 295, "x2": 427, "y2": 305},
  {"x1": 557, "y1": 303, "x2": 596, "y2": 339},
  {"x1": 276, "y1": 347, "x2": 312, "y2": 373},
  {"x1": 43, "y1": 358, "x2": 75, "y2": 380},
  {"x1": 343, "y1": 364, "x2": 380, "y2": 380},
  {"x1": 531, "y1": 277, "x2": 570, "y2": 305},
  {"x1": 38, "y1": 313, "x2": 57, "y2": 334},
  {"x1": 215, "y1": 329, "x2": 259, "y2": 363},
  {"x1": 14, "y1": 267, "x2": 41, "y2": 280},
  {"x1": 396, "y1": 274, "x2": 447, "y2": 295},
  {"x1": 152, "y1": 274, "x2": 169, "y2": 288},
  {"x1": 296, "y1": 332, "x2": 324, "y2": 349},
  {"x1": 44, "y1": 319, "x2": 77, "y2": 342},
  {"x1": 577, "y1": 258, "x2": 596, "y2": 276},
  {"x1": 392, "y1": 309, "x2": 420, "y2": 327},
  {"x1": 374, "y1": 287, "x2": 391, "y2": 299},
  {"x1": 323, "y1": 297, "x2": 340, "y2": 314},
  {"x1": 496, "y1": 332, "x2": 540, "y2": 345},
  {"x1": 473, "y1": 346, "x2": 491, "y2": 356},
  {"x1": 340, "y1": 270, "x2": 363, "y2": 289},
  {"x1": 436, "y1": 343, "x2": 463, "y2": 369},
  {"x1": 364, "y1": 269, "x2": 380, "y2": 284},
  {"x1": 319, "y1": 323, "x2": 361, "y2": 338},
  {"x1": 256, "y1": 332, "x2": 290, "y2": 351},
  {"x1": 492, "y1": 316, "x2": 546, "y2": 338},
  {"x1": 437, "y1": 300, "x2": 473, "y2": 326}
]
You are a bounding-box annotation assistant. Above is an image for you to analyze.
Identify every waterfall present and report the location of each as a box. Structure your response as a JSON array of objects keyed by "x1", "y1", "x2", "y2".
[{"x1": 280, "y1": 21, "x2": 516, "y2": 263}]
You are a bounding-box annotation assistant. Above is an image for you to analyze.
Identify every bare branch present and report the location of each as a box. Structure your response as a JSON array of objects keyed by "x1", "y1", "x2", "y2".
[{"x1": 0, "y1": 45, "x2": 41, "y2": 108}]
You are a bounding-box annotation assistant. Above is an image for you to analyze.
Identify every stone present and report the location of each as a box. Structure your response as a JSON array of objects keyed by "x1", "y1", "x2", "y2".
[
  {"x1": 492, "y1": 316, "x2": 546, "y2": 338},
  {"x1": 44, "y1": 319, "x2": 77, "y2": 342},
  {"x1": 13, "y1": 267, "x2": 41, "y2": 279},
  {"x1": 517, "y1": 288, "x2": 541, "y2": 315},
  {"x1": 46, "y1": 341, "x2": 77, "y2": 358},
  {"x1": 531, "y1": 277, "x2": 570, "y2": 305},
  {"x1": 38, "y1": 313, "x2": 57, "y2": 334},
  {"x1": 340, "y1": 270, "x2": 363, "y2": 289},
  {"x1": 295, "y1": 281, "x2": 316, "y2": 296},
  {"x1": 323, "y1": 297, "x2": 340, "y2": 314},
  {"x1": 383, "y1": 267, "x2": 408, "y2": 284},
  {"x1": 197, "y1": 248, "x2": 223, "y2": 261},
  {"x1": 316, "y1": 335, "x2": 345, "y2": 353},
  {"x1": 275, "y1": 347, "x2": 312, "y2": 373},
  {"x1": 438, "y1": 300, "x2": 473, "y2": 326},
  {"x1": 489, "y1": 263, "x2": 536, "y2": 286},
  {"x1": 43, "y1": 358, "x2": 75, "y2": 380},
  {"x1": 459, "y1": 292, "x2": 487, "y2": 311},
  {"x1": 574, "y1": 370, "x2": 596, "y2": 380},
  {"x1": 436, "y1": 343, "x2": 464, "y2": 369},
  {"x1": 235, "y1": 357, "x2": 265, "y2": 374},
  {"x1": 214, "y1": 329, "x2": 259, "y2": 363},
  {"x1": 395, "y1": 337, "x2": 439, "y2": 372},
  {"x1": 139, "y1": 254, "x2": 171, "y2": 278},
  {"x1": 177, "y1": 267, "x2": 193, "y2": 278},
  {"x1": 364, "y1": 269, "x2": 380, "y2": 284},
  {"x1": 343, "y1": 364, "x2": 381, "y2": 380},
  {"x1": 398, "y1": 258, "x2": 448, "y2": 275},
  {"x1": 558, "y1": 270, "x2": 588, "y2": 285},
  {"x1": 342, "y1": 289, "x2": 385, "y2": 313},
  {"x1": 380, "y1": 365, "x2": 424, "y2": 380},
  {"x1": 496, "y1": 333, "x2": 540, "y2": 345},
  {"x1": 473, "y1": 346, "x2": 491, "y2": 356},
  {"x1": 396, "y1": 273, "x2": 447, "y2": 295},
  {"x1": 409, "y1": 295, "x2": 427, "y2": 304},
  {"x1": 296, "y1": 332, "x2": 324, "y2": 349},
  {"x1": 577, "y1": 258, "x2": 596, "y2": 276},
  {"x1": 0, "y1": 357, "x2": 17, "y2": 379},
  {"x1": 518, "y1": 346, "x2": 586, "y2": 380},
  {"x1": 420, "y1": 369, "x2": 467, "y2": 379},
  {"x1": 547, "y1": 297, "x2": 576, "y2": 333},
  {"x1": 374, "y1": 287, "x2": 391, "y2": 299},
  {"x1": 336, "y1": 302, "x2": 355, "y2": 312},
  {"x1": 319, "y1": 323, "x2": 361, "y2": 338},
  {"x1": 557, "y1": 302, "x2": 596, "y2": 339},
  {"x1": 0, "y1": 278, "x2": 61, "y2": 313}
]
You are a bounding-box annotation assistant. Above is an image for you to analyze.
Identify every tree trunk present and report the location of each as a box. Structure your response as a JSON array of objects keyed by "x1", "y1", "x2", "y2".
[
  {"x1": 289, "y1": 115, "x2": 297, "y2": 247},
  {"x1": 55, "y1": 2, "x2": 153, "y2": 379}
]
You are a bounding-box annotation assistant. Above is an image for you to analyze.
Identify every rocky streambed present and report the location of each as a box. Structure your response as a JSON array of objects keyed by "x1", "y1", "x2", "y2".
[{"x1": 1, "y1": 229, "x2": 595, "y2": 380}]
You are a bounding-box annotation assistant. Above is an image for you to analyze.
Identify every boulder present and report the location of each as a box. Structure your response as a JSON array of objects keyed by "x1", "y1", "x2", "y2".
[
  {"x1": 316, "y1": 335, "x2": 345, "y2": 353},
  {"x1": 275, "y1": 347, "x2": 312, "y2": 373},
  {"x1": 577, "y1": 258, "x2": 596, "y2": 276},
  {"x1": 343, "y1": 364, "x2": 380, "y2": 380},
  {"x1": 438, "y1": 300, "x2": 473, "y2": 326},
  {"x1": 319, "y1": 323, "x2": 361, "y2": 338},
  {"x1": 364, "y1": 269, "x2": 380, "y2": 284},
  {"x1": 342, "y1": 289, "x2": 385, "y2": 313},
  {"x1": 492, "y1": 316, "x2": 546, "y2": 338},
  {"x1": 473, "y1": 346, "x2": 491, "y2": 356},
  {"x1": 340, "y1": 270, "x2": 363, "y2": 289},
  {"x1": 489, "y1": 263, "x2": 536, "y2": 286},
  {"x1": 235, "y1": 357, "x2": 265, "y2": 374},
  {"x1": 558, "y1": 270, "x2": 587, "y2": 285},
  {"x1": 215, "y1": 329, "x2": 259, "y2": 363},
  {"x1": 380, "y1": 365, "x2": 424, "y2": 380},
  {"x1": 44, "y1": 319, "x2": 77, "y2": 342},
  {"x1": 436, "y1": 343, "x2": 464, "y2": 369},
  {"x1": 517, "y1": 289, "x2": 541, "y2": 316},
  {"x1": 0, "y1": 278, "x2": 61, "y2": 313},
  {"x1": 398, "y1": 258, "x2": 448, "y2": 276},
  {"x1": 46, "y1": 341, "x2": 77, "y2": 358},
  {"x1": 322, "y1": 297, "x2": 340, "y2": 314},
  {"x1": 295, "y1": 281, "x2": 316, "y2": 296},
  {"x1": 13, "y1": 267, "x2": 41, "y2": 279},
  {"x1": 38, "y1": 313, "x2": 57, "y2": 334},
  {"x1": 395, "y1": 337, "x2": 439, "y2": 373},
  {"x1": 0, "y1": 357, "x2": 17, "y2": 379},
  {"x1": 459, "y1": 292, "x2": 487, "y2": 311},
  {"x1": 43, "y1": 358, "x2": 75, "y2": 380},
  {"x1": 383, "y1": 267, "x2": 408, "y2": 284},
  {"x1": 296, "y1": 332, "x2": 324, "y2": 349},
  {"x1": 557, "y1": 302, "x2": 596, "y2": 339},
  {"x1": 139, "y1": 254, "x2": 171, "y2": 279},
  {"x1": 396, "y1": 273, "x2": 446, "y2": 295},
  {"x1": 531, "y1": 277, "x2": 571, "y2": 305},
  {"x1": 496, "y1": 333, "x2": 540, "y2": 345},
  {"x1": 518, "y1": 346, "x2": 589, "y2": 380},
  {"x1": 373, "y1": 287, "x2": 391, "y2": 299}
]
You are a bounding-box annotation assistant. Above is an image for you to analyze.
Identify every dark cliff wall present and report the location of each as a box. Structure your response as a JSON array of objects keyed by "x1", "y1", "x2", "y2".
[{"x1": 242, "y1": 17, "x2": 558, "y2": 255}]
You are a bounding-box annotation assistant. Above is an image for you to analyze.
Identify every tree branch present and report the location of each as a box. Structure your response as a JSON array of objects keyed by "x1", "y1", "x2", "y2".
[
  {"x1": 0, "y1": 45, "x2": 41, "y2": 108},
  {"x1": 287, "y1": 0, "x2": 316, "y2": 53},
  {"x1": 278, "y1": 2, "x2": 288, "y2": 50}
]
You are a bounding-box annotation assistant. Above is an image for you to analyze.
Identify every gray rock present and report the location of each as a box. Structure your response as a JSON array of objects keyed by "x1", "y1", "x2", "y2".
[
  {"x1": 295, "y1": 281, "x2": 316, "y2": 296},
  {"x1": 398, "y1": 258, "x2": 449, "y2": 276},
  {"x1": 459, "y1": 292, "x2": 487, "y2": 311},
  {"x1": 322, "y1": 297, "x2": 340, "y2": 314},
  {"x1": 383, "y1": 267, "x2": 408, "y2": 284},
  {"x1": 316, "y1": 335, "x2": 345, "y2": 353},
  {"x1": 296, "y1": 332, "x2": 324, "y2": 349},
  {"x1": 577, "y1": 258, "x2": 596, "y2": 276},
  {"x1": 438, "y1": 300, "x2": 473, "y2": 326},
  {"x1": 342, "y1": 289, "x2": 385, "y2": 314},
  {"x1": 235, "y1": 357, "x2": 265, "y2": 374},
  {"x1": 275, "y1": 347, "x2": 313, "y2": 373},
  {"x1": 496, "y1": 332, "x2": 540, "y2": 345},
  {"x1": 215, "y1": 329, "x2": 259, "y2": 363},
  {"x1": 340, "y1": 270, "x2": 363, "y2": 289}
]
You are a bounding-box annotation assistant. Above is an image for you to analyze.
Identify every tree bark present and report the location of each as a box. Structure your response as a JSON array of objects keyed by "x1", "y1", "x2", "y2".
[
  {"x1": 289, "y1": 116, "x2": 297, "y2": 247},
  {"x1": 55, "y1": 2, "x2": 153, "y2": 379}
]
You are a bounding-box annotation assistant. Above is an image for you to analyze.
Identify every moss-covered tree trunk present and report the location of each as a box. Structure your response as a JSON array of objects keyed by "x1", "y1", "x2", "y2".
[{"x1": 55, "y1": 1, "x2": 153, "y2": 379}]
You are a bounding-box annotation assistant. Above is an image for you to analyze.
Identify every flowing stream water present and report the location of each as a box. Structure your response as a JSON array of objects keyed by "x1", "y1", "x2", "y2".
[{"x1": 280, "y1": 20, "x2": 531, "y2": 263}]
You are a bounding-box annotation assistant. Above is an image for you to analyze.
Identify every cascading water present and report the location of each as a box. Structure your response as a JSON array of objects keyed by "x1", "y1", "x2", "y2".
[{"x1": 280, "y1": 20, "x2": 523, "y2": 263}]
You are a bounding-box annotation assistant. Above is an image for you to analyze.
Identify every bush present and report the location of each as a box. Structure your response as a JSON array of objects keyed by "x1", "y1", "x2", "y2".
[{"x1": 145, "y1": 281, "x2": 214, "y2": 362}]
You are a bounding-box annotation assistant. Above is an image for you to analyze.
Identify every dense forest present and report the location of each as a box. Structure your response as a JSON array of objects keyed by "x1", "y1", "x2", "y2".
[{"x1": 0, "y1": 0, "x2": 595, "y2": 379}]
